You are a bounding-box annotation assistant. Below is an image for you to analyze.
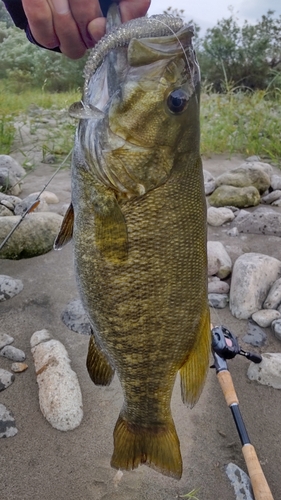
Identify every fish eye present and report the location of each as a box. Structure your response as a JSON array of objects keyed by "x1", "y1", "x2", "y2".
[{"x1": 167, "y1": 89, "x2": 188, "y2": 114}]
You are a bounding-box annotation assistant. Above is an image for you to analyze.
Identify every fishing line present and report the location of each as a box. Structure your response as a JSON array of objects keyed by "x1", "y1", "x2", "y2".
[{"x1": 0, "y1": 149, "x2": 72, "y2": 252}]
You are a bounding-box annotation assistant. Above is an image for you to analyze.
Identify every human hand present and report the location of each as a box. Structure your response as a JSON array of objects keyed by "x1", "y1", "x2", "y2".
[{"x1": 22, "y1": 0, "x2": 151, "y2": 59}]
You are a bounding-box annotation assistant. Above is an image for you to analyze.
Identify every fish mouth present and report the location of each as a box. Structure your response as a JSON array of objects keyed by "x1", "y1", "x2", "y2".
[{"x1": 82, "y1": 4, "x2": 199, "y2": 112}]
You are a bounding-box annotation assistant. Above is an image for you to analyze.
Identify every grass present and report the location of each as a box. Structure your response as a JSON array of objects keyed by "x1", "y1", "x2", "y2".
[
  {"x1": 200, "y1": 88, "x2": 281, "y2": 162},
  {"x1": 0, "y1": 83, "x2": 280, "y2": 166},
  {"x1": 178, "y1": 488, "x2": 201, "y2": 499}
]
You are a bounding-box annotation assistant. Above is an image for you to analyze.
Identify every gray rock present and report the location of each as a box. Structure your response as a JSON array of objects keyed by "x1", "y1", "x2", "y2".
[
  {"x1": 0, "y1": 345, "x2": 26, "y2": 362},
  {"x1": 31, "y1": 337, "x2": 83, "y2": 431},
  {"x1": 0, "y1": 275, "x2": 23, "y2": 301},
  {"x1": 208, "y1": 278, "x2": 230, "y2": 294},
  {"x1": 245, "y1": 155, "x2": 260, "y2": 162},
  {"x1": 271, "y1": 174, "x2": 281, "y2": 191},
  {"x1": 272, "y1": 198, "x2": 281, "y2": 207},
  {"x1": 0, "y1": 403, "x2": 18, "y2": 437},
  {"x1": 14, "y1": 194, "x2": 49, "y2": 215},
  {"x1": 207, "y1": 241, "x2": 232, "y2": 279},
  {"x1": 0, "y1": 205, "x2": 13, "y2": 216},
  {"x1": 242, "y1": 321, "x2": 267, "y2": 347},
  {"x1": 225, "y1": 463, "x2": 254, "y2": 500},
  {"x1": 208, "y1": 185, "x2": 260, "y2": 208},
  {"x1": 252, "y1": 309, "x2": 281, "y2": 328},
  {"x1": 0, "y1": 193, "x2": 21, "y2": 207},
  {"x1": 216, "y1": 163, "x2": 271, "y2": 194},
  {"x1": 271, "y1": 319, "x2": 281, "y2": 341},
  {"x1": 0, "y1": 368, "x2": 15, "y2": 391},
  {"x1": 207, "y1": 207, "x2": 235, "y2": 226},
  {"x1": 229, "y1": 253, "x2": 281, "y2": 319},
  {"x1": 234, "y1": 207, "x2": 281, "y2": 237},
  {"x1": 226, "y1": 227, "x2": 239, "y2": 237},
  {"x1": 29, "y1": 191, "x2": 59, "y2": 204},
  {"x1": 0, "y1": 333, "x2": 14, "y2": 349},
  {"x1": 30, "y1": 329, "x2": 52, "y2": 348},
  {"x1": 263, "y1": 277, "x2": 281, "y2": 310},
  {"x1": 0, "y1": 167, "x2": 20, "y2": 195},
  {"x1": 208, "y1": 293, "x2": 229, "y2": 309},
  {"x1": 247, "y1": 353, "x2": 281, "y2": 389},
  {"x1": 0, "y1": 154, "x2": 25, "y2": 178},
  {"x1": 0, "y1": 199, "x2": 14, "y2": 210},
  {"x1": 203, "y1": 170, "x2": 216, "y2": 195},
  {"x1": 61, "y1": 299, "x2": 91, "y2": 335},
  {"x1": 0, "y1": 212, "x2": 63, "y2": 259},
  {"x1": 261, "y1": 190, "x2": 281, "y2": 204}
]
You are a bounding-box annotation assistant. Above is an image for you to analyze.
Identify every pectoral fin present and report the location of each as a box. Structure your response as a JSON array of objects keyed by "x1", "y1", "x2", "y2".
[
  {"x1": 87, "y1": 334, "x2": 114, "y2": 386},
  {"x1": 54, "y1": 203, "x2": 74, "y2": 250},
  {"x1": 180, "y1": 306, "x2": 211, "y2": 407}
]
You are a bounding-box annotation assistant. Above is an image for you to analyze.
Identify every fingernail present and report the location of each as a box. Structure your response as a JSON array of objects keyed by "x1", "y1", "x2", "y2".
[{"x1": 51, "y1": 0, "x2": 70, "y2": 15}]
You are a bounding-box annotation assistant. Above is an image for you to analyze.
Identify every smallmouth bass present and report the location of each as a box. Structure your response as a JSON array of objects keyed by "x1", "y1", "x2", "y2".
[{"x1": 56, "y1": 5, "x2": 210, "y2": 479}]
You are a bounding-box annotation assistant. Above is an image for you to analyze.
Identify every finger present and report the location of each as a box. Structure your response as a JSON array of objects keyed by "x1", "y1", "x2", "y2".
[
  {"x1": 119, "y1": 0, "x2": 151, "y2": 23},
  {"x1": 48, "y1": 0, "x2": 87, "y2": 59},
  {"x1": 22, "y1": 0, "x2": 59, "y2": 49},
  {"x1": 87, "y1": 17, "x2": 107, "y2": 45},
  {"x1": 68, "y1": 0, "x2": 103, "y2": 48}
]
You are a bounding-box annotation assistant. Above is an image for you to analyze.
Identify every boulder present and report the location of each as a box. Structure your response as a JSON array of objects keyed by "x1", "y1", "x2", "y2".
[
  {"x1": 207, "y1": 241, "x2": 232, "y2": 279},
  {"x1": 247, "y1": 353, "x2": 281, "y2": 389},
  {"x1": 208, "y1": 185, "x2": 260, "y2": 208},
  {"x1": 234, "y1": 207, "x2": 281, "y2": 237},
  {"x1": 215, "y1": 162, "x2": 271, "y2": 193},
  {"x1": 207, "y1": 207, "x2": 235, "y2": 226}
]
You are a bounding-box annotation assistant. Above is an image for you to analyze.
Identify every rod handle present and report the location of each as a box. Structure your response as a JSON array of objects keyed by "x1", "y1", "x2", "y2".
[
  {"x1": 217, "y1": 370, "x2": 239, "y2": 406},
  {"x1": 242, "y1": 444, "x2": 274, "y2": 500}
]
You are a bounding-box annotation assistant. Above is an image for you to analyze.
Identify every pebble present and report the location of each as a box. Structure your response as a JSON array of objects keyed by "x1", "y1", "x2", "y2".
[
  {"x1": 0, "y1": 205, "x2": 13, "y2": 216},
  {"x1": 0, "y1": 403, "x2": 18, "y2": 438},
  {"x1": 0, "y1": 368, "x2": 15, "y2": 391},
  {"x1": 0, "y1": 275, "x2": 24, "y2": 301},
  {"x1": 226, "y1": 227, "x2": 239, "y2": 237},
  {"x1": 242, "y1": 321, "x2": 267, "y2": 347},
  {"x1": 271, "y1": 319, "x2": 281, "y2": 341},
  {"x1": 272, "y1": 198, "x2": 281, "y2": 207},
  {"x1": 225, "y1": 463, "x2": 254, "y2": 500},
  {"x1": 31, "y1": 333, "x2": 83, "y2": 431},
  {"x1": 61, "y1": 299, "x2": 91, "y2": 335},
  {"x1": 0, "y1": 345, "x2": 26, "y2": 362},
  {"x1": 208, "y1": 278, "x2": 230, "y2": 294},
  {"x1": 261, "y1": 190, "x2": 281, "y2": 204},
  {"x1": 263, "y1": 277, "x2": 281, "y2": 310},
  {"x1": 0, "y1": 333, "x2": 14, "y2": 349},
  {"x1": 207, "y1": 206, "x2": 235, "y2": 226},
  {"x1": 270, "y1": 174, "x2": 281, "y2": 191},
  {"x1": 29, "y1": 191, "x2": 59, "y2": 204},
  {"x1": 11, "y1": 362, "x2": 28, "y2": 373},
  {"x1": 252, "y1": 309, "x2": 281, "y2": 328},
  {"x1": 247, "y1": 353, "x2": 281, "y2": 389},
  {"x1": 207, "y1": 241, "x2": 232, "y2": 279},
  {"x1": 234, "y1": 207, "x2": 281, "y2": 237},
  {"x1": 208, "y1": 293, "x2": 229, "y2": 309},
  {"x1": 30, "y1": 328, "x2": 52, "y2": 348},
  {"x1": 229, "y1": 253, "x2": 281, "y2": 319}
]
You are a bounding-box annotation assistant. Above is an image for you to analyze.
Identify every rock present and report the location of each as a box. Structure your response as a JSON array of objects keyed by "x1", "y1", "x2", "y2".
[
  {"x1": 208, "y1": 293, "x2": 229, "y2": 309},
  {"x1": 0, "y1": 368, "x2": 15, "y2": 391},
  {"x1": 207, "y1": 241, "x2": 232, "y2": 279},
  {"x1": 247, "y1": 353, "x2": 281, "y2": 389},
  {"x1": 0, "y1": 333, "x2": 14, "y2": 349},
  {"x1": 31, "y1": 337, "x2": 83, "y2": 431},
  {"x1": 233, "y1": 207, "x2": 281, "y2": 237},
  {"x1": 226, "y1": 227, "x2": 239, "y2": 237},
  {"x1": 272, "y1": 198, "x2": 281, "y2": 207},
  {"x1": 0, "y1": 154, "x2": 25, "y2": 178},
  {"x1": 215, "y1": 163, "x2": 271, "y2": 193},
  {"x1": 14, "y1": 195, "x2": 49, "y2": 216},
  {"x1": 11, "y1": 362, "x2": 28, "y2": 373},
  {"x1": 0, "y1": 205, "x2": 13, "y2": 216},
  {"x1": 0, "y1": 192, "x2": 21, "y2": 208},
  {"x1": 30, "y1": 191, "x2": 59, "y2": 204},
  {"x1": 58, "y1": 203, "x2": 71, "y2": 216},
  {"x1": 0, "y1": 345, "x2": 26, "y2": 362},
  {"x1": 0, "y1": 212, "x2": 63, "y2": 259},
  {"x1": 61, "y1": 299, "x2": 91, "y2": 335},
  {"x1": 208, "y1": 185, "x2": 260, "y2": 208},
  {"x1": 263, "y1": 277, "x2": 281, "y2": 309},
  {"x1": 208, "y1": 278, "x2": 230, "y2": 294},
  {"x1": 225, "y1": 463, "x2": 254, "y2": 500},
  {"x1": 271, "y1": 174, "x2": 281, "y2": 191},
  {"x1": 0, "y1": 155, "x2": 25, "y2": 195},
  {"x1": 261, "y1": 190, "x2": 281, "y2": 204},
  {"x1": 242, "y1": 321, "x2": 267, "y2": 347},
  {"x1": 229, "y1": 253, "x2": 281, "y2": 319},
  {"x1": 1, "y1": 199, "x2": 15, "y2": 211},
  {"x1": 252, "y1": 309, "x2": 281, "y2": 328},
  {"x1": 271, "y1": 319, "x2": 281, "y2": 341},
  {"x1": 246, "y1": 155, "x2": 260, "y2": 162},
  {"x1": 0, "y1": 404, "x2": 18, "y2": 438},
  {"x1": 204, "y1": 170, "x2": 216, "y2": 195},
  {"x1": 0, "y1": 275, "x2": 23, "y2": 301},
  {"x1": 207, "y1": 207, "x2": 235, "y2": 226},
  {"x1": 30, "y1": 329, "x2": 52, "y2": 348}
]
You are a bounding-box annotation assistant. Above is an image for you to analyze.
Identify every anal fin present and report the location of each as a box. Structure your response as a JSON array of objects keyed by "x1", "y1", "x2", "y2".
[
  {"x1": 87, "y1": 334, "x2": 114, "y2": 386},
  {"x1": 180, "y1": 306, "x2": 211, "y2": 407},
  {"x1": 111, "y1": 413, "x2": 182, "y2": 479}
]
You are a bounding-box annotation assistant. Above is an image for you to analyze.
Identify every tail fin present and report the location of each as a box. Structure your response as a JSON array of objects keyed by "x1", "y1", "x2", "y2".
[{"x1": 111, "y1": 413, "x2": 182, "y2": 479}]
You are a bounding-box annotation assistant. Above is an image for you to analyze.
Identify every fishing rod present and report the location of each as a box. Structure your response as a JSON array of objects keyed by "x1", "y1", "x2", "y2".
[{"x1": 211, "y1": 324, "x2": 274, "y2": 500}]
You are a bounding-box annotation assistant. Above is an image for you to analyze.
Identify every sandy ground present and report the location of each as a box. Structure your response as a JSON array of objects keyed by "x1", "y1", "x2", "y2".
[{"x1": 1, "y1": 155, "x2": 281, "y2": 500}]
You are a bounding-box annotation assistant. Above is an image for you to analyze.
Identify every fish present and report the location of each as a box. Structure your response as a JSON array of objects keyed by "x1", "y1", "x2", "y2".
[{"x1": 56, "y1": 4, "x2": 210, "y2": 479}]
